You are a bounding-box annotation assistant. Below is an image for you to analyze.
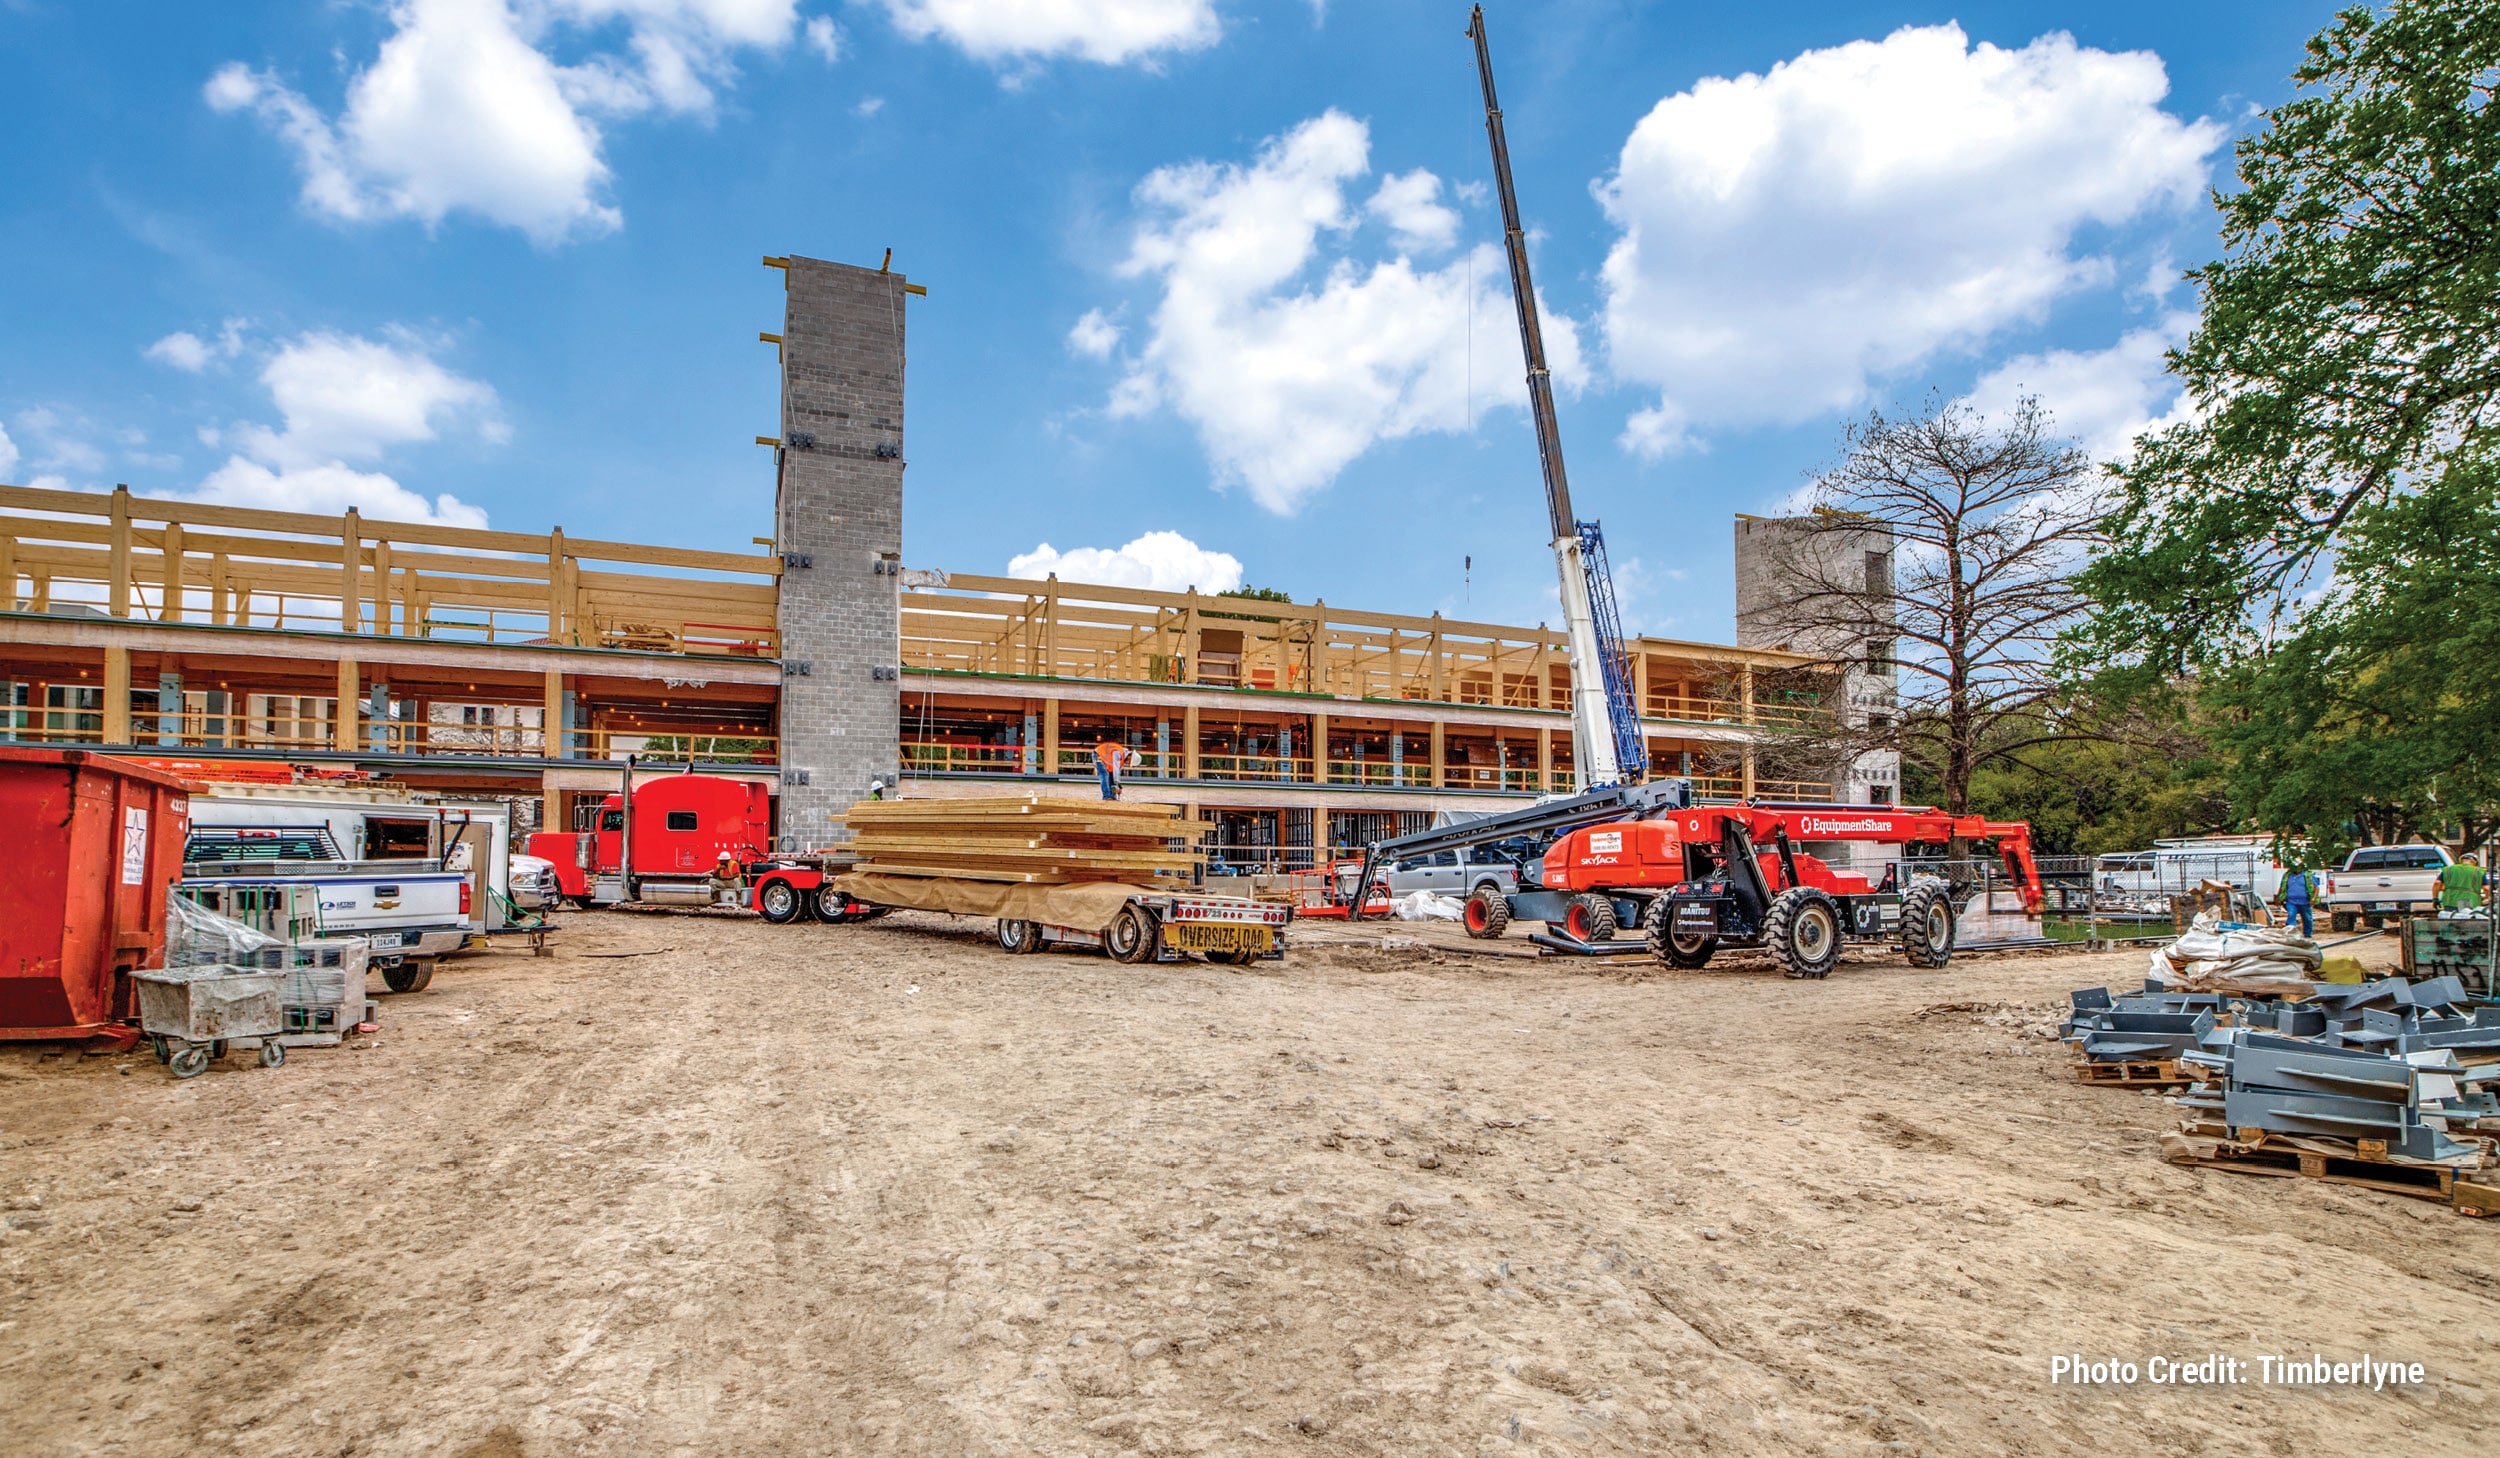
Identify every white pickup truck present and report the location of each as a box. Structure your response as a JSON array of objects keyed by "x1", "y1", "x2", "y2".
[{"x1": 2323, "y1": 843, "x2": 2454, "y2": 930}]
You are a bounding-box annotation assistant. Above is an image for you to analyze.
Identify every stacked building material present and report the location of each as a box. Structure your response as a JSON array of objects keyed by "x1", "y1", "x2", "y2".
[
  {"x1": 2148, "y1": 913, "x2": 2322, "y2": 994},
  {"x1": 167, "y1": 891, "x2": 372, "y2": 1046},
  {"x1": 2059, "y1": 971, "x2": 2500, "y2": 1209},
  {"x1": 838, "y1": 796, "x2": 1204, "y2": 886}
]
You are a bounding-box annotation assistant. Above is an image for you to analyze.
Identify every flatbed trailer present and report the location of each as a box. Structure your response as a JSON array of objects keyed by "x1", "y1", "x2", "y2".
[{"x1": 823, "y1": 873, "x2": 1294, "y2": 964}]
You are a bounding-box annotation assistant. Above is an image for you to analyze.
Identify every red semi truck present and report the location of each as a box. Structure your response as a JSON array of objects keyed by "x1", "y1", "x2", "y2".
[{"x1": 525, "y1": 768, "x2": 862, "y2": 923}]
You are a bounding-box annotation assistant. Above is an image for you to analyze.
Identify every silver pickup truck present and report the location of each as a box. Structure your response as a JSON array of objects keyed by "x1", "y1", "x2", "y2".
[
  {"x1": 1335, "y1": 847, "x2": 1525, "y2": 901},
  {"x1": 2323, "y1": 843, "x2": 2454, "y2": 930},
  {"x1": 183, "y1": 824, "x2": 471, "y2": 993}
]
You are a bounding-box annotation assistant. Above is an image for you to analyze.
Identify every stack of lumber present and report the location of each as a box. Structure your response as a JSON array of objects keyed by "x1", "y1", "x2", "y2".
[{"x1": 838, "y1": 795, "x2": 1204, "y2": 885}]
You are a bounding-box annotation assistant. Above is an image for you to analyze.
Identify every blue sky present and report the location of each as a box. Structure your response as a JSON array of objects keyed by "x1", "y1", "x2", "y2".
[{"x1": 0, "y1": 0, "x2": 2339, "y2": 642}]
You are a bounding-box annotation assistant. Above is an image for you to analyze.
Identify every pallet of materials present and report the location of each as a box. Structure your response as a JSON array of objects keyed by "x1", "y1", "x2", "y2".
[{"x1": 838, "y1": 796, "x2": 1204, "y2": 886}]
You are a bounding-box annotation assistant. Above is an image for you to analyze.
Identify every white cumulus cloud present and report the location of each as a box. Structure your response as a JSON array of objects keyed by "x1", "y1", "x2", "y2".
[
  {"x1": 1110, "y1": 110, "x2": 1584, "y2": 513},
  {"x1": 1009, "y1": 530, "x2": 1243, "y2": 593},
  {"x1": 1367, "y1": 169, "x2": 1458, "y2": 252},
  {"x1": 1598, "y1": 22, "x2": 2222, "y2": 457},
  {"x1": 879, "y1": 0, "x2": 1218, "y2": 66},
  {"x1": 192, "y1": 330, "x2": 502, "y2": 527},
  {"x1": 0, "y1": 422, "x2": 16, "y2": 482},
  {"x1": 146, "y1": 332, "x2": 213, "y2": 373},
  {"x1": 1067, "y1": 308, "x2": 1122, "y2": 359},
  {"x1": 1965, "y1": 311, "x2": 2197, "y2": 462},
  {"x1": 207, "y1": 0, "x2": 804, "y2": 245}
]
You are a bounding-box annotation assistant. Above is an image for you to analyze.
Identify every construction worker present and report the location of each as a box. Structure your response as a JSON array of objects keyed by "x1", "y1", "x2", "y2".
[
  {"x1": 2437, "y1": 854, "x2": 2486, "y2": 918},
  {"x1": 1094, "y1": 738, "x2": 1131, "y2": 800},
  {"x1": 2282, "y1": 863, "x2": 2315, "y2": 938},
  {"x1": 708, "y1": 851, "x2": 746, "y2": 905}
]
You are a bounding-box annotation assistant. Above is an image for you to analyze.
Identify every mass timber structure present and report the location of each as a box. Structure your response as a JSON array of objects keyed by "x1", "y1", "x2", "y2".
[
  {"x1": 0, "y1": 480, "x2": 1834, "y2": 855},
  {"x1": 0, "y1": 251, "x2": 1850, "y2": 862}
]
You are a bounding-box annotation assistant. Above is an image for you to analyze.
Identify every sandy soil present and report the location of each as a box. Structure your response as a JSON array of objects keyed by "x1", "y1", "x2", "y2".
[{"x1": 0, "y1": 911, "x2": 2490, "y2": 1458}]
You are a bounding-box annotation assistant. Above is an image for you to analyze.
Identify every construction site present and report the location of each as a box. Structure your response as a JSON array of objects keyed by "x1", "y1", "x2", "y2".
[{"x1": 6, "y1": 8, "x2": 2499, "y2": 1457}]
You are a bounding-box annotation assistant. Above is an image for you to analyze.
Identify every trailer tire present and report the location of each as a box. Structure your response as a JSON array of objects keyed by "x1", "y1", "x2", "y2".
[
  {"x1": 998, "y1": 918, "x2": 1044, "y2": 955},
  {"x1": 1204, "y1": 948, "x2": 1255, "y2": 966},
  {"x1": 1107, "y1": 905, "x2": 1160, "y2": 965},
  {"x1": 1563, "y1": 893, "x2": 1619, "y2": 944},
  {"x1": 1645, "y1": 900, "x2": 1717, "y2": 968},
  {"x1": 1899, "y1": 880, "x2": 1955, "y2": 968},
  {"x1": 1464, "y1": 887, "x2": 1512, "y2": 939},
  {"x1": 382, "y1": 959, "x2": 434, "y2": 995},
  {"x1": 2329, "y1": 910, "x2": 2355, "y2": 933},
  {"x1": 1764, "y1": 888, "x2": 1844, "y2": 980},
  {"x1": 758, "y1": 880, "x2": 806, "y2": 924}
]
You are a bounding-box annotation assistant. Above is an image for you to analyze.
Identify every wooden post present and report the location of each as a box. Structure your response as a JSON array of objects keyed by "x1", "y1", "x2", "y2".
[
  {"x1": 1183, "y1": 702, "x2": 1200, "y2": 779},
  {"x1": 1427, "y1": 613, "x2": 1446, "y2": 702},
  {"x1": 0, "y1": 535, "x2": 14, "y2": 612},
  {"x1": 1429, "y1": 720, "x2": 1445, "y2": 790},
  {"x1": 1633, "y1": 648, "x2": 1648, "y2": 720},
  {"x1": 102, "y1": 645, "x2": 130, "y2": 743},
  {"x1": 1311, "y1": 601, "x2": 1329, "y2": 693},
  {"x1": 1042, "y1": 576, "x2": 1060, "y2": 679},
  {"x1": 546, "y1": 526, "x2": 566, "y2": 646},
  {"x1": 1742, "y1": 744, "x2": 1757, "y2": 800},
  {"x1": 1042, "y1": 697, "x2": 1061, "y2": 776},
  {"x1": 1740, "y1": 661, "x2": 1755, "y2": 726},
  {"x1": 1538, "y1": 725, "x2": 1552, "y2": 794},
  {"x1": 336, "y1": 657, "x2": 359, "y2": 750},
  {"x1": 1182, "y1": 588, "x2": 1202, "y2": 685},
  {"x1": 339, "y1": 509, "x2": 363, "y2": 633},
  {"x1": 108, "y1": 487, "x2": 132, "y2": 618},
  {"x1": 1311, "y1": 709, "x2": 1329, "y2": 784},
  {"x1": 373, "y1": 540, "x2": 394, "y2": 635},
  {"x1": 544, "y1": 669, "x2": 564, "y2": 758},
  {"x1": 210, "y1": 552, "x2": 230, "y2": 626},
  {"x1": 161, "y1": 522, "x2": 184, "y2": 623}
]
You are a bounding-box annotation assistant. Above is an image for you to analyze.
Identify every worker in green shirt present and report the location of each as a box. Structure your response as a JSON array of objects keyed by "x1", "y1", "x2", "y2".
[{"x1": 2437, "y1": 857, "x2": 2487, "y2": 915}]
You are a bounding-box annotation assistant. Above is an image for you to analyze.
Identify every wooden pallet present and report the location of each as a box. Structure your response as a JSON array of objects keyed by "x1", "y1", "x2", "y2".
[
  {"x1": 2160, "y1": 1129, "x2": 2500, "y2": 1215},
  {"x1": 2074, "y1": 1058, "x2": 2196, "y2": 1088}
]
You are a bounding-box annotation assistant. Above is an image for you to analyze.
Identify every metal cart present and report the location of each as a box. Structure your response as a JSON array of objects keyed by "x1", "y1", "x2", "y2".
[{"x1": 134, "y1": 965, "x2": 288, "y2": 1079}]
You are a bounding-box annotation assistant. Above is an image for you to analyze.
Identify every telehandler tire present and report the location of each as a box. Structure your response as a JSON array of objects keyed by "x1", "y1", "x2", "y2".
[
  {"x1": 1899, "y1": 879, "x2": 1955, "y2": 968},
  {"x1": 1644, "y1": 899, "x2": 1716, "y2": 968},
  {"x1": 1764, "y1": 888, "x2": 1843, "y2": 979}
]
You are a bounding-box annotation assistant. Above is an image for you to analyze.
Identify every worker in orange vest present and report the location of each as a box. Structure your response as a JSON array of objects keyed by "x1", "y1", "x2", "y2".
[{"x1": 1094, "y1": 738, "x2": 1132, "y2": 800}]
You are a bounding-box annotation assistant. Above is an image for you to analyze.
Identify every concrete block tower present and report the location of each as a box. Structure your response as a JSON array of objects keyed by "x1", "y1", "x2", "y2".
[{"x1": 772, "y1": 254, "x2": 916, "y2": 843}]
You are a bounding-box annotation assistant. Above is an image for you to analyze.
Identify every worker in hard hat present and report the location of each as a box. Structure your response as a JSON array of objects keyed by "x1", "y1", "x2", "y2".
[
  {"x1": 1094, "y1": 738, "x2": 1132, "y2": 800},
  {"x1": 708, "y1": 850, "x2": 747, "y2": 905}
]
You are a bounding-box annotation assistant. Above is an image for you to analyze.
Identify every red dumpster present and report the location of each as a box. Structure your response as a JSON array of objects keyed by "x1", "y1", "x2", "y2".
[{"x1": 0, "y1": 748, "x2": 192, "y2": 1043}]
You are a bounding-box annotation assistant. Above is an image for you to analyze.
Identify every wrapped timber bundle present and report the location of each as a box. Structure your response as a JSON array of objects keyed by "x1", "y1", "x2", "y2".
[{"x1": 837, "y1": 796, "x2": 1205, "y2": 886}]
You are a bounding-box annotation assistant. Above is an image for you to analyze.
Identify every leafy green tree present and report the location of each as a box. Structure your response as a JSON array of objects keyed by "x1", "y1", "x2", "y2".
[{"x1": 2082, "y1": 1, "x2": 2500, "y2": 847}]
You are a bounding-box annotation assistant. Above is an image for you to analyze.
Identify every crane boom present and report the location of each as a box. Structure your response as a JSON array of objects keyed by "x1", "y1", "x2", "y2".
[{"x1": 1466, "y1": 5, "x2": 1645, "y2": 789}]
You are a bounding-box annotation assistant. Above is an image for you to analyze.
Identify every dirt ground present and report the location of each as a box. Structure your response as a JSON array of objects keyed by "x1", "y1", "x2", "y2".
[{"x1": 1, "y1": 911, "x2": 2492, "y2": 1458}]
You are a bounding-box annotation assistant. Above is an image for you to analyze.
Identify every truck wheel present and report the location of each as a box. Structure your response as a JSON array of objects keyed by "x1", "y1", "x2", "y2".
[
  {"x1": 382, "y1": 959, "x2": 434, "y2": 994},
  {"x1": 1764, "y1": 888, "x2": 1844, "y2": 980},
  {"x1": 1899, "y1": 880, "x2": 1955, "y2": 968},
  {"x1": 758, "y1": 880, "x2": 805, "y2": 924},
  {"x1": 1563, "y1": 893, "x2": 1619, "y2": 944},
  {"x1": 1645, "y1": 900, "x2": 1716, "y2": 968},
  {"x1": 567, "y1": 895, "x2": 598, "y2": 912},
  {"x1": 1107, "y1": 905, "x2": 1160, "y2": 965},
  {"x1": 2329, "y1": 910, "x2": 2355, "y2": 933},
  {"x1": 810, "y1": 889, "x2": 853, "y2": 924},
  {"x1": 1204, "y1": 948, "x2": 1255, "y2": 965},
  {"x1": 997, "y1": 918, "x2": 1044, "y2": 955},
  {"x1": 1463, "y1": 887, "x2": 1512, "y2": 939}
]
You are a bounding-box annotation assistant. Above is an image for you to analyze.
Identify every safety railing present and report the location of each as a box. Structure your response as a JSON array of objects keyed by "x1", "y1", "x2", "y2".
[{"x1": 900, "y1": 571, "x2": 1831, "y2": 724}]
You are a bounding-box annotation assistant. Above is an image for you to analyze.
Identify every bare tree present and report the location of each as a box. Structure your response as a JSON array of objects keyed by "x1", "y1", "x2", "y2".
[{"x1": 1752, "y1": 396, "x2": 2105, "y2": 819}]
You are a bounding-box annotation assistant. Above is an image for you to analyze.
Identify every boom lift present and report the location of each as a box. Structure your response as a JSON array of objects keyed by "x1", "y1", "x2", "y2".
[{"x1": 1468, "y1": 4, "x2": 1645, "y2": 789}]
